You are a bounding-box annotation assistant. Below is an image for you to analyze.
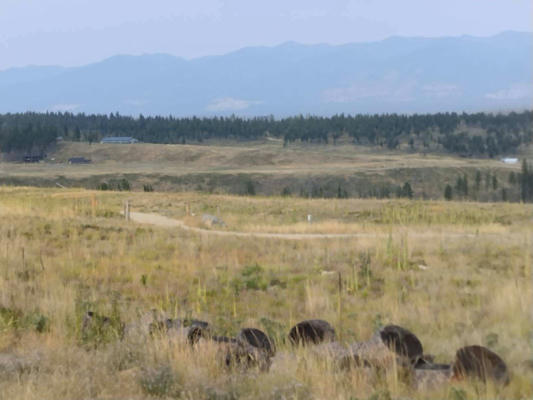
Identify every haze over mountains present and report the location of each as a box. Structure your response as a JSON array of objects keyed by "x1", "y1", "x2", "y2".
[{"x1": 0, "y1": 31, "x2": 531, "y2": 117}]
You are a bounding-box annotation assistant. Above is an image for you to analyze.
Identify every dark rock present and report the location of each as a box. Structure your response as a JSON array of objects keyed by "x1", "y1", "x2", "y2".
[
  {"x1": 379, "y1": 325, "x2": 423, "y2": 366},
  {"x1": 288, "y1": 319, "x2": 336, "y2": 346},
  {"x1": 345, "y1": 325, "x2": 425, "y2": 370},
  {"x1": 237, "y1": 328, "x2": 276, "y2": 356},
  {"x1": 452, "y1": 345, "x2": 509, "y2": 385},
  {"x1": 202, "y1": 214, "x2": 226, "y2": 227},
  {"x1": 220, "y1": 341, "x2": 272, "y2": 372}
]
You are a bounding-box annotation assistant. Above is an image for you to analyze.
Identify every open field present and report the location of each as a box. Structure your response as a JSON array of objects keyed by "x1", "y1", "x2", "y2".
[
  {"x1": 0, "y1": 187, "x2": 532, "y2": 399},
  {"x1": 0, "y1": 141, "x2": 528, "y2": 201}
]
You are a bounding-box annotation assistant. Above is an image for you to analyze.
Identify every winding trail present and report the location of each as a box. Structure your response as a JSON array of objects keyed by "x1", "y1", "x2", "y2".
[{"x1": 128, "y1": 211, "x2": 479, "y2": 240}]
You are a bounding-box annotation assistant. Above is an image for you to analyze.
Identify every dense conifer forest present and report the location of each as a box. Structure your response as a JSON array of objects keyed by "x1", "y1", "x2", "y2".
[{"x1": 0, "y1": 110, "x2": 531, "y2": 157}]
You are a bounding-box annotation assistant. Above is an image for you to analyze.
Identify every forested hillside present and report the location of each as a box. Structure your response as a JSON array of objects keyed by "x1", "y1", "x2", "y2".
[{"x1": 1, "y1": 111, "x2": 531, "y2": 157}]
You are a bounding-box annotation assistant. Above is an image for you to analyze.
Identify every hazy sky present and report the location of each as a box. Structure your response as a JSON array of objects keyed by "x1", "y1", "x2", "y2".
[{"x1": 1, "y1": 0, "x2": 531, "y2": 70}]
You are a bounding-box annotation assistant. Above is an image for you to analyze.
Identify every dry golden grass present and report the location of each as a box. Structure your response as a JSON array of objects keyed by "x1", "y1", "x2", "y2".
[
  {"x1": 0, "y1": 141, "x2": 524, "y2": 200},
  {"x1": 0, "y1": 187, "x2": 532, "y2": 399}
]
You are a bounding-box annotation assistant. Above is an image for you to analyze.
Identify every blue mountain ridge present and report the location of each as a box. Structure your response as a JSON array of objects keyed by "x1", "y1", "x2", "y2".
[{"x1": 0, "y1": 31, "x2": 531, "y2": 116}]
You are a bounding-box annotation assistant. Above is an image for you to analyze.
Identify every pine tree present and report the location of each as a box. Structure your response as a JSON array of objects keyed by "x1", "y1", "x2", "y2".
[
  {"x1": 402, "y1": 182, "x2": 413, "y2": 199},
  {"x1": 475, "y1": 170, "x2": 482, "y2": 192},
  {"x1": 444, "y1": 184, "x2": 453, "y2": 201},
  {"x1": 509, "y1": 172, "x2": 516, "y2": 185},
  {"x1": 521, "y1": 160, "x2": 531, "y2": 202},
  {"x1": 501, "y1": 188, "x2": 507, "y2": 202}
]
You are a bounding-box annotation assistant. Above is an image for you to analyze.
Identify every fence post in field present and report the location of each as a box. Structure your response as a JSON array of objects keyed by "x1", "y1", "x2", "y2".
[{"x1": 124, "y1": 200, "x2": 130, "y2": 221}]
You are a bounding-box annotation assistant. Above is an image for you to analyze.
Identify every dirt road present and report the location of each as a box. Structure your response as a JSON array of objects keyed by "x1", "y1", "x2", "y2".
[{"x1": 128, "y1": 211, "x2": 478, "y2": 240}]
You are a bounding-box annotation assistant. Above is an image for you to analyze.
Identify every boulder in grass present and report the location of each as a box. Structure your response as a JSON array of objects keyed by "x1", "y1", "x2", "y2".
[
  {"x1": 184, "y1": 326, "x2": 271, "y2": 372},
  {"x1": 346, "y1": 324, "x2": 425, "y2": 369},
  {"x1": 379, "y1": 325, "x2": 424, "y2": 366},
  {"x1": 414, "y1": 345, "x2": 510, "y2": 389},
  {"x1": 237, "y1": 328, "x2": 276, "y2": 357},
  {"x1": 288, "y1": 319, "x2": 336, "y2": 346},
  {"x1": 220, "y1": 341, "x2": 272, "y2": 372},
  {"x1": 202, "y1": 214, "x2": 226, "y2": 227},
  {"x1": 452, "y1": 345, "x2": 509, "y2": 385}
]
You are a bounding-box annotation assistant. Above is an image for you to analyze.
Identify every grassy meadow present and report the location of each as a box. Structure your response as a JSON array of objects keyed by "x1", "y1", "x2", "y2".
[
  {"x1": 0, "y1": 141, "x2": 526, "y2": 201},
  {"x1": 0, "y1": 187, "x2": 532, "y2": 399}
]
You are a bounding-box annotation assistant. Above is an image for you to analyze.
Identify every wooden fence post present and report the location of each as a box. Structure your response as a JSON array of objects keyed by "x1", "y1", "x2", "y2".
[{"x1": 124, "y1": 200, "x2": 130, "y2": 221}]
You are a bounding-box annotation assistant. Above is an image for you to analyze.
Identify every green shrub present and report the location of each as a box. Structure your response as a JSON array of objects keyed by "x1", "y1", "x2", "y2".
[
  {"x1": 118, "y1": 178, "x2": 131, "y2": 191},
  {"x1": 0, "y1": 307, "x2": 49, "y2": 333},
  {"x1": 97, "y1": 182, "x2": 110, "y2": 191}
]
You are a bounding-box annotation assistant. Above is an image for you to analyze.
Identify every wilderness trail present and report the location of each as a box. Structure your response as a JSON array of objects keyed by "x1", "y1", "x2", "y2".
[{"x1": 128, "y1": 211, "x2": 480, "y2": 240}]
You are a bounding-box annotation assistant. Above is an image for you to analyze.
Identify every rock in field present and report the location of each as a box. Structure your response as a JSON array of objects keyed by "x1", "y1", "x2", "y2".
[
  {"x1": 202, "y1": 214, "x2": 226, "y2": 227},
  {"x1": 452, "y1": 345, "x2": 509, "y2": 385},
  {"x1": 220, "y1": 340, "x2": 272, "y2": 372},
  {"x1": 237, "y1": 327, "x2": 276, "y2": 356},
  {"x1": 288, "y1": 320, "x2": 336, "y2": 346},
  {"x1": 345, "y1": 324, "x2": 424, "y2": 369}
]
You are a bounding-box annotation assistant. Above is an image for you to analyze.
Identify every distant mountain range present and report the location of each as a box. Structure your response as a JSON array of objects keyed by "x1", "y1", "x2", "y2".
[{"x1": 0, "y1": 31, "x2": 531, "y2": 116}]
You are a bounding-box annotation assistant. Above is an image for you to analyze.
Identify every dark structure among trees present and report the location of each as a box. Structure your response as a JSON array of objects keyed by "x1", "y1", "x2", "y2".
[{"x1": 68, "y1": 157, "x2": 92, "y2": 164}]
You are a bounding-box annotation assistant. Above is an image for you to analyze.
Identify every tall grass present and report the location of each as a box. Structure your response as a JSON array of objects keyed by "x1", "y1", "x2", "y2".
[{"x1": 0, "y1": 187, "x2": 531, "y2": 399}]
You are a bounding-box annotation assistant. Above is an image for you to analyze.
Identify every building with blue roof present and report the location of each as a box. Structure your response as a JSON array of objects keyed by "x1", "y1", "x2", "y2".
[{"x1": 100, "y1": 136, "x2": 138, "y2": 144}]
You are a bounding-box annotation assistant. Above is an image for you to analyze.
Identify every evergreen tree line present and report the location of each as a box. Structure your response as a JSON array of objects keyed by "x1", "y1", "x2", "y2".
[
  {"x1": 0, "y1": 122, "x2": 58, "y2": 154},
  {"x1": 0, "y1": 110, "x2": 531, "y2": 157},
  {"x1": 295, "y1": 181, "x2": 414, "y2": 200},
  {"x1": 444, "y1": 161, "x2": 533, "y2": 203}
]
